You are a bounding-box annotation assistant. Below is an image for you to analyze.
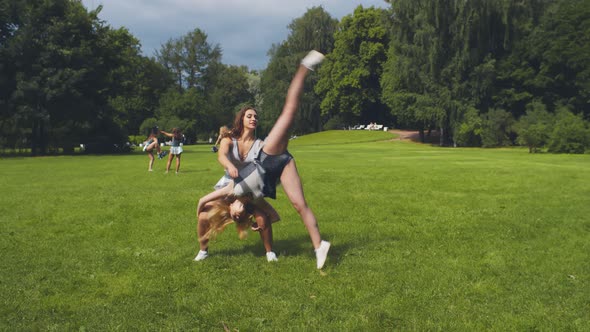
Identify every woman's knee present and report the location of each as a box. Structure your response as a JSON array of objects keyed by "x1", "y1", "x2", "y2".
[{"x1": 290, "y1": 199, "x2": 309, "y2": 215}]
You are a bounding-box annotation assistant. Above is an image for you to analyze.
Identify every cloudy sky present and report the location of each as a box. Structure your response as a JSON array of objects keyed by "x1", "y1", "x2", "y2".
[{"x1": 80, "y1": 0, "x2": 389, "y2": 70}]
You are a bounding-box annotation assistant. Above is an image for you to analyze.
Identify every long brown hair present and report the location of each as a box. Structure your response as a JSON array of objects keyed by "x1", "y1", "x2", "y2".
[
  {"x1": 229, "y1": 106, "x2": 257, "y2": 138},
  {"x1": 199, "y1": 198, "x2": 254, "y2": 241},
  {"x1": 172, "y1": 128, "x2": 183, "y2": 140}
]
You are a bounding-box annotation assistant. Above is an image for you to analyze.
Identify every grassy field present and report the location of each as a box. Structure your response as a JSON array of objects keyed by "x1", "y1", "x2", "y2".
[{"x1": 1, "y1": 130, "x2": 589, "y2": 331}]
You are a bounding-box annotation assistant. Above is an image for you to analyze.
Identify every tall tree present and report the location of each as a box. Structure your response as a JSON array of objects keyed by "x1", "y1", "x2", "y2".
[
  {"x1": 204, "y1": 64, "x2": 254, "y2": 134},
  {"x1": 155, "y1": 28, "x2": 222, "y2": 92},
  {"x1": 260, "y1": 6, "x2": 338, "y2": 134},
  {"x1": 316, "y1": 5, "x2": 391, "y2": 127},
  {"x1": 1, "y1": 0, "x2": 141, "y2": 154},
  {"x1": 524, "y1": 0, "x2": 590, "y2": 119},
  {"x1": 382, "y1": 0, "x2": 545, "y2": 145}
]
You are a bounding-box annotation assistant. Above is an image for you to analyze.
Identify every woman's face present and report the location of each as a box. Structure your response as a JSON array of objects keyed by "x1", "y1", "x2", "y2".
[
  {"x1": 242, "y1": 109, "x2": 258, "y2": 130},
  {"x1": 229, "y1": 200, "x2": 246, "y2": 221}
]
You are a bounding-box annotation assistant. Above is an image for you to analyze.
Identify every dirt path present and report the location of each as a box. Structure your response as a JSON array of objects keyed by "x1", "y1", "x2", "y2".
[
  {"x1": 388, "y1": 129, "x2": 421, "y2": 141},
  {"x1": 387, "y1": 129, "x2": 441, "y2": 144}
]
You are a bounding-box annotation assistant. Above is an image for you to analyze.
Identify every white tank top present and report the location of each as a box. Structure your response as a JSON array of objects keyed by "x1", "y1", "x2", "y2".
[{"x1": 214, "y1": 138, "x2": 263, "y2": 189}]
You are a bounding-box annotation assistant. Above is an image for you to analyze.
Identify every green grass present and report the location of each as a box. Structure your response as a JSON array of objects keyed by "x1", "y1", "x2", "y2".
[{"x1": 1, "y1": 130, "x2": 589, "y2": 330}]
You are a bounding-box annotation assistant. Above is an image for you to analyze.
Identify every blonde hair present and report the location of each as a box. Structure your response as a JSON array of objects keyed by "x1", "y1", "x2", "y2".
[
  {"x1": 199, "y1": 198, "x2": 253, "y2": 241},
  {"x1": 219, "y1": 125, "x2": 230, "y2": 138}
]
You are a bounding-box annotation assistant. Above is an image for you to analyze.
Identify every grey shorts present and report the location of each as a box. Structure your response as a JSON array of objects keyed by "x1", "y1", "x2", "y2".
[{"x1": 259, "y1": 150, "x2": 293, "y2": 199}]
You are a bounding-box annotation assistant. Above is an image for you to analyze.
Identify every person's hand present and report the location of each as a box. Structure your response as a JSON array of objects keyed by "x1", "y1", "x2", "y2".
[
  {"x1": 196, "y1": 199, "x2": 204, "y2": 215},
  {"x1": 251, "y1": 220, "x2": 266, "y2": 232},
  {"x1": 301, "y1": 50, "x2": 325, "y2": 70},
  {"x1": 227, "y1": 165, "x2": 238, "y2": 178}
]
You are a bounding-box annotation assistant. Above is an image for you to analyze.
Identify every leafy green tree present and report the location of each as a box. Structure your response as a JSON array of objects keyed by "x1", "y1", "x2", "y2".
[
  {"x1": 1, "y1": 0, "x2": 140, "y2": 154},
  {"x1": 316, "y1": 5, "x2": 390, "y2": 127},
  {"x1": 453, "y1": 106, "x2": 482, "y2": 147},
  {"x1": 139, "y1": 117, "x2": 158, "y2": 138},
  {"x1": 261, "y1": 6, "x2": 338, "y2": 135},
  {"x1": 547, "y1": 108, "x2": 590, "y2": 154},
  {"x1": 515, "y1": 101, "x2": 553, "y2": 153},
  {"x1": 205, "y1": 64, "x2": 254, "y2": 134},
  {"x1": 155, "y1": 28, "x2": 222, "y2": 91},
  {"x1": 480, "y1": 108, "x2": 515, "y2": 147},
  {"x1": 154, "y1": 28, "x2": 245, "y2": 140},
  {"x1": 382, "y1": 0, "x2": 545, "y2": 145},
  {"x1": 526, "y1": 0, "x2": 590, "y2": 119},
  {"x1": 155, "y1": 88, "x2": 201, "y2": 140},
  {"x1": 108, "y1": 52, "x2": 173, "y2": 136}
]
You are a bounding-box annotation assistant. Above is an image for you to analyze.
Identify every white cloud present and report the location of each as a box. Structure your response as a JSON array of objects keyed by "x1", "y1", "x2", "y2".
[{"x1": 81, "y1": 0, "x2": 389, "y2": 69}]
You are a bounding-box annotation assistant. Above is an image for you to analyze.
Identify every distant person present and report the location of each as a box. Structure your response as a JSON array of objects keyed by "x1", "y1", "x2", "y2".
[
  {"x1": 160, "y1": 128, "x2": 183, "y2": 174},
  {"x1": 143, "y1": 126, "x2": 165, "y2": 171},
  {"x1": 212, "y1": 126, "x2": 229, "y2": 153}
]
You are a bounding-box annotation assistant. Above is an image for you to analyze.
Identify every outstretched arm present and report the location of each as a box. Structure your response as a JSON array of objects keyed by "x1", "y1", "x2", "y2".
[{"x1": 160, "y1": 130, "x2": 173, "y2": 138}]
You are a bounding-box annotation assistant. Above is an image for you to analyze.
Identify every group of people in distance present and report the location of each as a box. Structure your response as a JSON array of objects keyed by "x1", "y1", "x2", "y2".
[
  {"x1": 143, "y1": 127, "x2": 184, "y2": 173},
  {"x1": 144, "y1": 50, "x2": 331, "y2": 269}
]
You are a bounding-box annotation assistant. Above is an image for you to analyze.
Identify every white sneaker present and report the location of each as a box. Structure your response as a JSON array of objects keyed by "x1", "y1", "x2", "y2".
[
  {"x1": 301, "y1": 50, "x2": 325, "y2": 71},
  {"x1": 194, "y1": 250, "x2": 208, "y2": 261},
  {"x1": 266, "y1": 251, "x2": 278, "y2": 262},
  {"x1": 142, "y1": 143, "x2": 148, "y2": 152},
  {"x1": 315, "y1": 240, "x2": 330, "y2": 269}
]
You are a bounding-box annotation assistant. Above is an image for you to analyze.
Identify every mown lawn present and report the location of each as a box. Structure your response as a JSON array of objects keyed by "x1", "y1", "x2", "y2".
[{"x1": 1, "y1": 130, "x2": 588, "y2": 330}]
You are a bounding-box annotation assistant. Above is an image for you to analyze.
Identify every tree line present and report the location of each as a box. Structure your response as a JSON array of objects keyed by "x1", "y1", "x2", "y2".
[{"x1": 1, "y1": 0, "x2": 589, "y2": 155}]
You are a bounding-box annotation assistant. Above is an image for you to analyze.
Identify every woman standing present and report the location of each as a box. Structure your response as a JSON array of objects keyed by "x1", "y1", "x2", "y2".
[
  {"x1": 142, "y1": 126, "x2": 164, "y2": 171},
  {"x1": 160, "y1": 128, "x2": 184, "y2": 174},
  {"x1": 197, "y1": 51, "x2": 330, "y2": 269}
]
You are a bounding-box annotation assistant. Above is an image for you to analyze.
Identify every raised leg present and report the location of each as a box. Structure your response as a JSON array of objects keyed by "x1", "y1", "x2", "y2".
[{"x1": 263, "y1": 51, "x2": 323, "y2": 155}]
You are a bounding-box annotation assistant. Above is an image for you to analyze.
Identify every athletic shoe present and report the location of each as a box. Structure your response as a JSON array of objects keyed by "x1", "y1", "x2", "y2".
[
  {"x1": 315, "y1": 240, "x2": 330, "y2": 269},
  {"x1": 266, "y1": 251, "x2": 278, "y2": 262},
  {"x1": 142, "y1": 143, "x2": 148, "y2": 152},
  {"x1": 301, "y1": 50, "x2": 325, "y2": 71},
  {"x1": 194, "y1": 250, "x2": 208, "y2": 261}
]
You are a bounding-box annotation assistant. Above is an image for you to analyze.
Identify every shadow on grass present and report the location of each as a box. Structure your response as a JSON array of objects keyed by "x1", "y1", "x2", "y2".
[{"x1": 196, "y1": 232, "x2": 402, "y2": 266}]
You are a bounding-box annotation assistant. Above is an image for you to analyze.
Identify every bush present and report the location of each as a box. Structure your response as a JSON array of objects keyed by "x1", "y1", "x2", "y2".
[
  {"x1": 323, "y1": 115, "x2": 346, "y2": 130},
  {"x1": 480, "y1": 108, "x2": 515, "y2": 147},
  {"x1": 128, "y1": 135, "x2": 145, "y2": 145},
  {"x1": 547, "y1": 109, "x2": 589, "y2": 154},
  {"x1": 453, "y1": 106, "x2": 482, "y2": 147},
  {"x1": 515, "y1": 101, "x2": 553, "y2": 153}
]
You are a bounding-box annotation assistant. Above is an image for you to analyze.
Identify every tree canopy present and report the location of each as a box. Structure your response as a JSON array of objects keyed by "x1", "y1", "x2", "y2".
[{"x1": 1, "y1": 0, "x2": 589, "y2": 154}]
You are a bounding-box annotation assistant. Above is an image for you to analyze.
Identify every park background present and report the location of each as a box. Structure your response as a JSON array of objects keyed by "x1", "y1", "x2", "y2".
[
  {"x1": 1, "y1": 0, "x2": 590, "y2": 330},
  {"x1": 1, "y1": 0, "x2": 589, "y2": 155}
]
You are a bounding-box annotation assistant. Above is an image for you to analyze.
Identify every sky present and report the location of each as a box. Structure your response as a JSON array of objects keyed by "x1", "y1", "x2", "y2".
[{"x1": 80, "y1": 0, "x2": 390, "y2": 70}]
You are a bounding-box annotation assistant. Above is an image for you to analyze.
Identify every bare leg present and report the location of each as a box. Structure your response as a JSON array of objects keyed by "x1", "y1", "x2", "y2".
[
  {"x1": 146, "y1": 139, "x2": 160, "y2": 152},
  {"x1": 148, "y1": 152, "x2": 155, "y2": 171},
  {"x1": 165, "y1": 153, "x2": 173, "y2": 173},
  {"x1": 263, "y1": 65, "x2": 310, "y2": 155},
  {"x1": 255, "y1": 213, "x2": 273, "y2": 253},
  {"x1": 197, "y1": 211, "x2": 210, "y2": 251},
  {"x1": 175, "y1": 154, "x2": 181, "y2": 173},
  {"x1": 279, "y1": 159, "x2": 322, "y2": 249}
]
